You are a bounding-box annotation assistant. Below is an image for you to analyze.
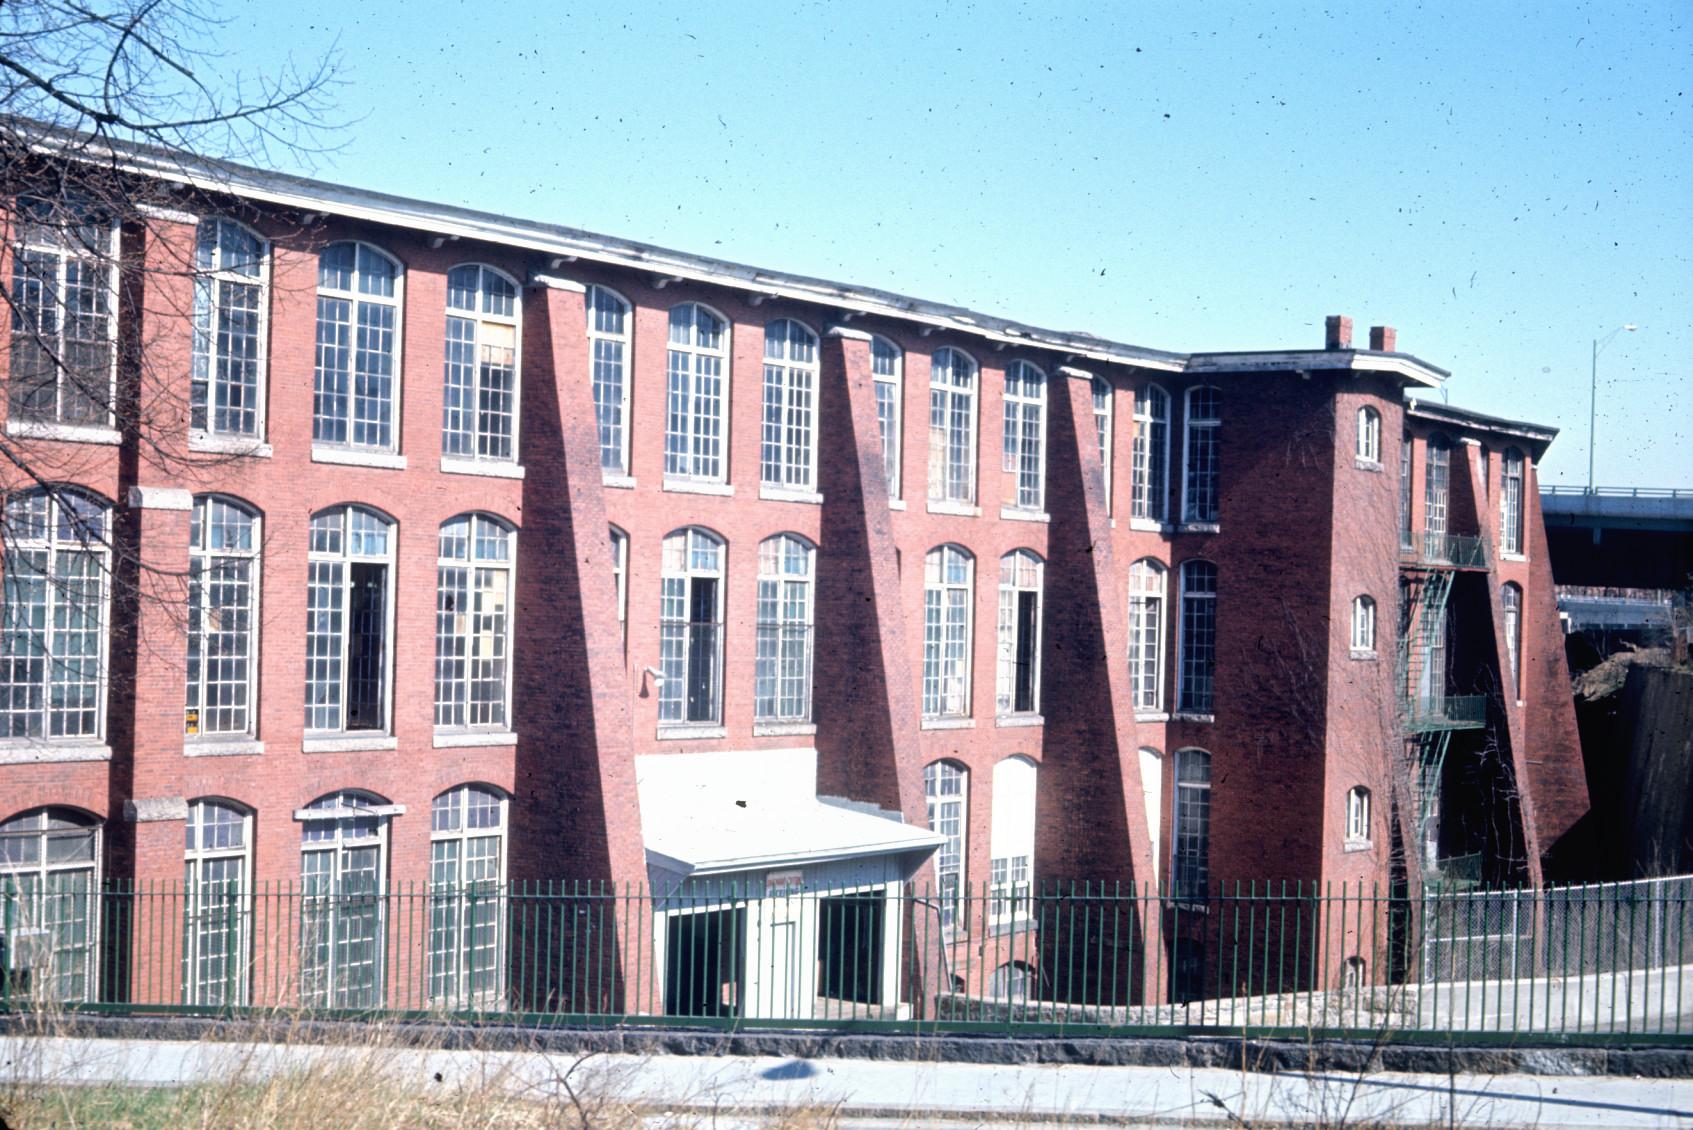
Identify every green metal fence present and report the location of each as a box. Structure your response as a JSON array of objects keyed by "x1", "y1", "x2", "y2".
[{"x1": 2, "y1": 875, "x2": 1689, "y2": 1041}]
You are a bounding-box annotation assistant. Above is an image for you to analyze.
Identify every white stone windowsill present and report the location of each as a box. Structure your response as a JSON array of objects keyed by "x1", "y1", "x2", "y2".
[
  {"x1": 312, "y1": 445, "x2": 407, "y2": 470},
  {"x1": 753, "y1": 721, "x2": 817, "y2": 737},
  {"x1": 926, "y1": 499, "x2": 981, "y2": 518},
  {"x1": 1172, "y1": 711, "x2": 1215, "y2": 724},
  {"x1": 999, "y1": 507, "x2": 1051, "y2": 523},
  {"x1": 1500, "y1": 551, "x2": 1528, "y2": 563},
  {"x1": 185, "y1": 737, "x2": 264, "y2": 758},
  {"x1": 888, "y1": 499, "x2": 907, "y2": 511},
  {"x1": 432, "y1": 729, "x2": 519, "y2": 749},
  {"x1": 1344, "y1": 839, "x2": 1373, "y2": 854},
  {"x1": 921, "y1": 717, "x2": 976, "y2": 731},
  {"x1": 1350, "y1": 649, "x2": 1379, "y2": 662},
  {"x1": 1128, "y1": 517, "x2": 1170, "y2": 533},
  {"x1": 1134, "y1": 711, "x2": 1170, "y2": 723},
  {"x1": 0, "y1": 740, "x2": 111, "y2": 764},
  {"x1": 1177, "y1": 521, "x2": 1220, "y2": 535},
  {"x1": 303, "y1": 734, "x2": 398, "y2": 754},
  {"x1": 190, "y1": 432, "x2": 273, "y2": 458},
  {"x1": 663, "y1": 478, "x2": 734, "y2": 497},
  {"x1": 1354, "y1": 457, "x2": 1383, "y2": 472},
  {"x1": 441, "y1": 458, "x2": 525, "y2": 480},
  {"x1": 759, "y1": 485, "x2": 824, "y2": 505},
  {"x1": 995, "y1": 714, "x2": 1044, "y2": 729},
  {"x1": 656, "y1": 724, "x2": 728, "y2": 741},
  {"x1": 602, "y1": 473, "x2": 637, "y2": 490},
  {"x1": 6, "y1": 419, "x2": 121, "y2": 445}
]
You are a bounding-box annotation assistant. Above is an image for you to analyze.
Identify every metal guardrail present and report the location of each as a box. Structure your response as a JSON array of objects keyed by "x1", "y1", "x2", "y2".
[
  {"x1": 1403, "y1": 694, "x2": 1487, "y2": 731},
  {"x1": 4, "y1": 877, "x2": 1693, "y2": 1040},
  {"x1": 1414, "y1": 532, "x2": 1489, "y2": 569},
  {"x1": 1543, "y1": 486, "x2": 1693, "y2": 499}
]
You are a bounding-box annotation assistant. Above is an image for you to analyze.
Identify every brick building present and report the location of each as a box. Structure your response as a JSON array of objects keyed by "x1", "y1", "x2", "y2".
[{"x1": 0, "y1": 136, "x2": 1587, "y2": 1013}]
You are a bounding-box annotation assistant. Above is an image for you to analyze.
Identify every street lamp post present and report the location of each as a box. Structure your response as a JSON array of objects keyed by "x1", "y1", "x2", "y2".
[{"x1": 1589, "y1": 323, "x2": 1637, "y2": 492}]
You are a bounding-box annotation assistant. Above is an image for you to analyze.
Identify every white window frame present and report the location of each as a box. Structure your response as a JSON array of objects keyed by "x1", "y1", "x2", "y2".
[
  {"x1": 588, "y1": 285, "x2": 632, "y2": 476},
  {"x1": 1501, "y1": 448, "x2": 1526, "y2": 556},
  {"x1": 754, "y1": 533, "x2": 815, "y2": 723},
  {"x1": 927, "y1": 347, "x2": 978, "y2": 504},
  {"x1": 1171, "y1": 748, "x2": 1211, "y2": 904},
  {"x1": 186, "y1": 495, "x2": 261, "y2": 742},
  {"x1": 313, "y1": 241, "x2": 404, "y2": 454},
  {"x1": 1001, "y1": 360, "x2": 1047, "y2": 512},
  {"x1": 441, "y1": 263, "x2": 521, "y2": 464},
  {"x1": 191, "y1": 217, "x2": 269, "y2": 442},
  {"x1": 1345, "y1": 786, "x2": 1372, "y2": 845},
  {"x1": 610, "y1": 525, "x2": 628, "y2": 650},
  {"x1": 1177, "y1": 561, "x2": 1218, "y2": 716},
  {"x1": 0, "y1": 806, "x2": 101, "y2": 1002},
  {"x1": 1350, "y1": 595, "x2": 1377, "y2": 654},
  {"x1": 1356, "y1": 406, "x2": 1381, "y2": 464},
  {"x1": 922, "y1": 544, "x2": 975, "y2": 719},
  {"x1": 1128, "y1": 558, "x2": 1167, "y2": 713},
  {"x1": 298, "y1": 790, "x2": 391, "y2": 1010},
  {"x1": 434, "y1": 513, "x2": 517, "y2": 735},
  {"x1": 1424, "y1": 433, "x2": 1452, "y2": 543},
  {"x1": 871, "y1": 335, "x2": 903, "y2": 499},
  {"x1": 428, "y1": 784, "x2": 508, "y2": 1008},
  {"x1": 1400, "y1": 433, "x2": 1414, "y2": 550},
  {"x1": 183, "y1": 798, "x2": 252, "y2": 1006},
  {"x1": 989, "y1": 755, "x2": 1037, "y2": 927},
  {"x1": 1131, "y1": 384, "x2": 1169, "y2": 523},
  {"x1": 658, "y1": 526, "x2": 726, "y2": 726},
  {"x1": 1502, "y1": 582, "x2": 1523, "y2": 698},
  {"x1": 760, "y1": 319, "x2": 820, "y2": 492},
  {"x1": 304, "y1": 505, "x2": 397, "y2": 737},
  {"x1": 1092, "y1": 376, "x2": 1114, "y2": 511},
  {"x1": 663, "y1": 303, "x2": 731, "y2": 484},
  {"x1": 995, "y1": 550, "x2": 1043, "y2": 717},
  {"x1": 1181, "y1": 386, "x2": 1221, "y2": 525},
  {"x1": 925, "y1": 760, "x2": 968, "y2": 935}
]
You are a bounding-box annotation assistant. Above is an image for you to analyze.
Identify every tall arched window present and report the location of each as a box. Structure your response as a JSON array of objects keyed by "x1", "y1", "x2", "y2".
[
  {"x1": 8, "y1": 197, "x2": 117, "y2": 428},
  {"x1": 925, "y1": 760, "x2": 968, "y2": 932},
  {"x1": 1357, "y1": 406, "x2": 1381, "y2": 464},
  {"x1": 872, "y1": 336, "x2": 903, "y2": 499},
  {"x1": 0, "y1": 487, "x2": 110, "y2": 741},
  {"x1": 183, "y1": 798, "x2": 251, "y2": 1006},
  {"x1": 1092, "y1": 376, "x2": 1114, "y2": 511},
  {"x1": 187, "y1": 495, "x2": 260, "y2": 741},
  {"x1": 299, "y1": 790, "x2": 392, "y2": 1009},
  {"x1": 990, "y1": 755, "x2": 1037, "y2": 925},
  {"x1": 1002, "y1": 360, "x2": 1046, "y2": 511},
  {"x1": 1502, "y1": 582, "x2": 1523, "y2": 697},
  {"x1": 1350, "y1": 595, "x2": 1377, "y2": 654},
  {"x1": 1182, "y1": 386, "x2": 1221, "y2": 524},
  {"x1": 995, "y1": 550, "x2": 1043, "y2": 716},
  {"x1": 588, "y1": 285, "x2": 632, "y2": 474},
  {"x1": 1128, "y1": 559, "x2": 1167, "y2": 713},
  {"x1": 191, "y1": 217, "x2": 267, "y2": 440},
  {"x1": 1171, "y1": 749, "x2": 1211, "y2": 902},
  {"x1": 1177, "y1": 561, "x2": 1218, "y2": 714},
  {"x1": 927, "y1": 347, "x2": 978, "y2": 504},
  {"x1": 659, "y1": 527, "x2": 725, "y2": 725},
  {"x1": 664, "y1": 303, "x2": 729, "y2": 483},
  {"x1": 755, "y1": 533, "x2": 815, "y2": 723},
  {"x1": 610, "y1": 525, "x2": 628, "y2": 648},
  {"x1": 1132, "y1": 384, "x2": 1169, "y2": 522},
  {"x1": 313, "y1": 241, "x2": 400, "y2": 452},
  {"x1": 761, "y1": 319, "x2": 820, "y2": 491},
  {"x1": 1424, "y1": 433, "x2": 1452, "y2": 554},
  {"x1": 1399, "y1": 433, "x2": 1414, "y2": 550},
  {"x1": 0, "y1": 806, "x2": 100, "y2": 1001},
  {"x1": 305, "y1": 505, "x2": 395, "y2": 735},
  {"x1": 435, "y1": 513, "x2": 515, "y2": 733},
  {"x1": 429, "y1": 784, "x2": 507, "y2": 1006},
  {"x1": 1345, "y1": 786, "x2": 1372, "y2": 845},
  {"x1": 922, "y1": 545, "x2": 974, "y2": 718},
  {"x1": 442, "y1": 264, "x2": 519, "y2": 463},
  {"x1": 1501, "y1": 448, "x2": 1526, "y2": 555}
]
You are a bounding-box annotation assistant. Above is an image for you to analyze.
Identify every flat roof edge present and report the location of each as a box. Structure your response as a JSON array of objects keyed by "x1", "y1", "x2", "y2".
[{"x1": 1406, "y1": 397, "x2": 1559, "y2": 442}]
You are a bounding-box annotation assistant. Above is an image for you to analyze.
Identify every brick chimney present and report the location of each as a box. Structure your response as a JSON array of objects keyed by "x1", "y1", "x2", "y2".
[
  {"x1": 1324, "y1": 315, "x2": 1353, "y2": 350},
  {"x1": 1369, "y1": 325, "x2": 1398, "y2": 352}
]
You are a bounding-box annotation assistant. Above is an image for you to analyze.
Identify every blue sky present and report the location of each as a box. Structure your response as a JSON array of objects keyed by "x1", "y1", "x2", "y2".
[{"x1": 229, "y1": 0, "x2": 1690, "y2": 486}]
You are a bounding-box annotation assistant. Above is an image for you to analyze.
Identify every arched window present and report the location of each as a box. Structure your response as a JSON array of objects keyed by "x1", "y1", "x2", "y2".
[
  {"x1": 435, "y1": 514, "x2": 515, "y2": 733},
  {"x1": 990, "y1": 755, "x2": 1037, "y2": 924},
  {"x1": 1139, "y1": 747, "x2": 1164, "y2": 883},
  {"x1": 610, "y1": 525, "x2": 628, "y2": 648},
  {"x1": 664, "y1": 303, "x2": 729, "y2": 483},
  {"x1": 183, "y1": 798, "x2": 251, "y2": 1005},
  {"x1": 990, "y1": 960, "x2": 1034, "y2": 1000},
  {"x1": 1171, "y1": 749, "x2": 1211, "y2": 902},
  {"x1": 1345, "y1": 786, "x2": 1372, "y2": 844},
  {"x1": 755, "y1": 533, "x2": 815, "y2": 723},
  {"x1": 588, "y1": 285, "x2": 632, "y2": 474},
  {"x1": 1132, "y1": 384, "x2": 1169, "y2": 522},
  {"x1": 1502, "y1": 582, "x2": 1523, "y2": 697},
  {"x1": 925, "y1": 760, "x2": 968, "y2": 932},
  {"x1": 1092, "y1": 376, "x2": 1114, "y2": 511},
  {"x1": 1357, "y1": 406, "x2": 1381, "y2": 464},
  {"x1": 0, "y1": 806, "x2": 100, "y2": 1000},
  {"x1": 996, "y1": 550, "x2": 1043, "y2": 716},
  {"x1": 305, "y1": 505, "x2": 395, "y2": 735},
  {"x1": 1424, "y1": 433, "x2": 1452, "y2": 550},
  {"x1": 1501, "y1": 448, "x2": 1526, "y2": 556},
  {"x1": 313, "y1": 241, "x2": 400, "y2": 452},
  {"x1": 659, "y1": 527, "x2": 725, "y2": 725},
  {"x1": 1002, "y1": 360, "x2": 1046, "y2": 511},
  {"x1": 1128, "y1": 559, "x2": 1167, "y2": 713},
  {"x1": 298, "y1": 789, "x2": 392, "y2": 1009},
  {"x1": 1177, "y1": 561, "x2": 1218, "y2": 715},
  {"x1": 872, "y1": 336, "x2": 903, "y2": 498},
  {"x1": 922, "y1": 545, "x2": 974, "y2": 718},
  {"x1": 187, "y1": 495, "x2": 260, "y2": 741},
  {"x1": 1399, "y1": 433, "x2": 1414, "y2": 550},
  {"x1": 1182, "y1": 386, "x2": 1221, "y2": 524},
  {"x1": 0, "y1": 487, "x2": 110, "y2": 741},
  {"x1": 429, "y1": 784, "x2": 508, "y2": 1006},
  {"x1": 761, "y1": 319, "x2": 820, "y2": 491},
  {"x1": 1351, "y1": 595, "x2": 1377, "y2": 654},
  {"x1": 442, "y1": 263, "x2": 519, "y2": 463},
  {"x1": 191, "y1": 218, "x2": 267, "y2": 439},
  {"x1": 927, "y1": 347, "x2": 978, "y2": 504},
  {"x1": 8, "y1": 196, "x2": 117, "y2": 428}
]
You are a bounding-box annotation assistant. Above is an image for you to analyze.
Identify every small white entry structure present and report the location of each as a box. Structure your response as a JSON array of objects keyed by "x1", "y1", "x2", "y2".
[{"x1": 637, "y1": 749, "x2": 943, "y2": 1021}]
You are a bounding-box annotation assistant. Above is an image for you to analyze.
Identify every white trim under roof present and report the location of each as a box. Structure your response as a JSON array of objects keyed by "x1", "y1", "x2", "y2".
[
  {"x1": 1185, "y1": 350, "x2": 1448, "y2": 389},
  {"x1": 1405, "y1": 397, "x2": 1558, "y2": 444}
]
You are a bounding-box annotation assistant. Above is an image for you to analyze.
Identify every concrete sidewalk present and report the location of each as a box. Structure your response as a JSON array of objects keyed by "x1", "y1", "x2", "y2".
[{"x1": 3, "y1": 1035, "x2": 1692, "y2": 1126}]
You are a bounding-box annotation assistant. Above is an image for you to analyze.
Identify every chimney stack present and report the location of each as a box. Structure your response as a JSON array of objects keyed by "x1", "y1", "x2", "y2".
[
  {"x1": 1369, "y1": 325, "x2": 1398, "y2": 352},
  {"x1": 1324, "y1": 315, "x2": 1353, "y2": 350}
]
